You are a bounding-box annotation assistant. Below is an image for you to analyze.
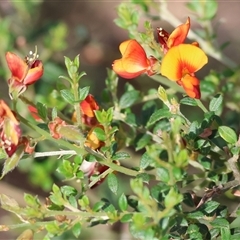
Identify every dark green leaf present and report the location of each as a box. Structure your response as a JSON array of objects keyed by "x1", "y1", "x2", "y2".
[
  {"x1": 147, "y1": 109, "x2": 171, "y2": 126},
  {"x1": 202, "y1": 201, "x2": 220, "y2": 213},
  {"x1": 119, "y1": 90, "x2": 140, "y2": 109}
]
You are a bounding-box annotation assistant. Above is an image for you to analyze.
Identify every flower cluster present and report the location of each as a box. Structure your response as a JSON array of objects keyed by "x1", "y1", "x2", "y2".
[
  {"x1": 112, "y1": 17, "x2": 208, "y2": 99},
  {"x1": 0, "y1": 51, "x2": 43, "y2": 159}
]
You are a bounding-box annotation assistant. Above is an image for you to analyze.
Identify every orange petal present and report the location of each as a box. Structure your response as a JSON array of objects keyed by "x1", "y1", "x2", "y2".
[
  {"x1": 112, "y1": 59, "x2": 144, "y2": 79},
  {"x1": 161, "y1": 44, "x2": 208, "y2": 81},
  {"x1": 112, "y1": 40, "x2": 149, "y2": 78},
  {"x1": 167, "y1": 17, "x2": 190, "y2": 48},
  {"x1": 5, "y1": 52, "x2": 28, "y2": 82},
  {"x1": 80, "y1": 94, "x2": 99, "y2": 117},
  {"x1": 179, "y1": 74, "x2": 201, "y2": 99},
  {"x1": 24, "y1": 60, "x2": 43, "y2": 85},
  {"x1": 0, "y1": 100, "x2": 18, "y2": 125}
]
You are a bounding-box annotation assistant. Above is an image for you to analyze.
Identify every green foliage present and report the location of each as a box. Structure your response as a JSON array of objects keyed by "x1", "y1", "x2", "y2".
[{"x1": 1, "y1": 0, "x2": 240, "y2": 239}]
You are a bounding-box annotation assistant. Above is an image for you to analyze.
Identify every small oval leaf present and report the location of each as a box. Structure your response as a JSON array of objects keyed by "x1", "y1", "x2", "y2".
[{"x1": 218, "y1": 126, "x2": 237, "y2": 144}]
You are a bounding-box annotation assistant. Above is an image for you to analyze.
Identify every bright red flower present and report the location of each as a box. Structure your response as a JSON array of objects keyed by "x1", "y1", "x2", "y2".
[
  {"x1": 112, "y1": 39, "x2": 158, "y2": 79},
  {"x1": 0, "y1": 100, "x2": 21, "y2": 157},
  {"x1": 6, "y1": 51, "x2": 43, "y2": 99},
  {"x1": 161, "y1": 44, "x2": 208, "y2": 99},
  {"x1": 157, "y1": 17, "x2": 190, "y2": 54}
]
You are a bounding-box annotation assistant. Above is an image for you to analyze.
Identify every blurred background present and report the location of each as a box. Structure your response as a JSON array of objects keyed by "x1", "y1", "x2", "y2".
[{"x1": 0, "y1": 1, "x2": 240, "y2": 239}]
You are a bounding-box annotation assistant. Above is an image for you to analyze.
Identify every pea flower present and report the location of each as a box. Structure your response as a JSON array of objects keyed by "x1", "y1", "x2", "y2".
[
  {"x1": 157, "y1": 17, "x2": 190, "y2": 54},
  {"x1": 6, "y1": 50, "x2": 43, "y2": 99},
  {"x1": 0, "y1": 100, "x2": 21, "y2": 157},
  {"x1": 160, "y1": 44, "x2": 208, "y2": 99},
  {"x1": 112, "y1": 39, "x2": 158, "y2": 79}
]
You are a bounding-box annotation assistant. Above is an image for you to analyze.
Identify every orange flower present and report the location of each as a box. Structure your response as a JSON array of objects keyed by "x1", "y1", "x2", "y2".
[
  {"x1": 160, "y1": 44, "x2": 208, "y2": 99},
  {"x1": 72, "y1": 94, "x2": 99, "y2": 127},
  {"x1": 112, "y1": 39, "x2": 158, "y2": 79},
  {"x1": 157, "y1": 17, "x2": 190, "y2": 54},
  {"x1": 0, "y1": 100, "x2": 21, "y2": 157},
  {"x1": 6, "y1": 51, "x2": 43, "y2": 99}
]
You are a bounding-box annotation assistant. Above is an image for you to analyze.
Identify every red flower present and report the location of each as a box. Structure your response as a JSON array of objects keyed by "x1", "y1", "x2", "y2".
[
  {"x1": 28, "y1": 105, "x2": 43, "y2": 122},
  {"x1": 157, "y1": 17, "x2": 190, "y2": 54},
  {"x1": 0, "y1": 100, "x2": 21, "y2": 157},
  {"x1": 6, "y1": 51, "x2": 43, "y2": 99},
  {"x1": 161, "y1": 44, "x2": 208, "y2": 99},
  {"x1": 112, "y1": 39, "x2": 158, "y2": 79}
]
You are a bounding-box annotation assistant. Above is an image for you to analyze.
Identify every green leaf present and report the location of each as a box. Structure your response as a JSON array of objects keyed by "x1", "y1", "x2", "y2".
[
  {"x1": 164, "y1": 188, "x2": 183, "y2": 208},
  {"x1": 1, "y1": 145, "x2": 25, "y2": 179},
  {"x1": 92, "y1": 127, "x2": 106, "y2": 141},
  {"x1": 78, "y1": 195, "x2": 90, "y2": 209},
  {"x1": 69, "y1": 195, "x2": 78, "y2": 208},
  {"x1": 24, "y1": 194, "x2": 40, "y2": 208},
  {"x1": 147, "y1": 109, "x2": 171, "y2": 127},
  {"x1": 36, "y1": 102, "x2": 47, "y2": 120},
  {"x1": 60, "y1": 89, "x2": 75, "y2": 104},
  {"x1": 51, "y1": 107, "x2": 58, "y2": 119},
  {"x1": 61, "y1": 186, "x2": 77, "y2": 198},
  {"x1": 57, "y1": 159, "x2": 74, "y2": 179},
  {"x1": 120, "y1": 213, "x2": 133, "y2": 223},
  {"x1": 139, "y1": 152, "x2": 152, "y2": 170},
  {"x1": 72, "y1": 222, "x2": 81, "y2": 238},
  {"x1": 79, "y1": 86, "x2": 90, "y2": 101},
  {"x1": 45, "y1": 221, "x2": 60, "y2": 235},
  {"x1": 209, "y1": 94, "x2": 223, "y2": 112},
  {"x1": 119, "y1": 90, "x2": 140, "y2": 109},
  {"x1": 156, "y1": 167, "x2": 169, "y2": 183},
  {"x1": 136, "y1": 134, "x2": 151, "y2": 151},
  {"x1": 112, "y1": 152, "x2": 130, "y2": 160},
  {"x1": 180, "y1": 97, "x2": 198, "y2": 106},
  {"x1": 107, "y1": 173, "x2": 118, "y2": 194},
  {"x1": 203, "y1": 0, "x2": 218, "y2": 20},
  {"x1": 92, "y1": 201, "x2": 106, "y2": 212},
  {"x1": 202, "y1": 201, "x2": 220, "y2": 213},
  {"x1": 118, "y1": 193, "x2": 128, "y2": 211},
  {"x1": 218, "y1": 126, "x2": 237, "y2": 144}
]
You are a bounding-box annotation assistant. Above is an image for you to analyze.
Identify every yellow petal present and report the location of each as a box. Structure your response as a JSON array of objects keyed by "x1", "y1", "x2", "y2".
[{"x1": 161, "y1": 44, "x2": 208, "y2": 81}]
